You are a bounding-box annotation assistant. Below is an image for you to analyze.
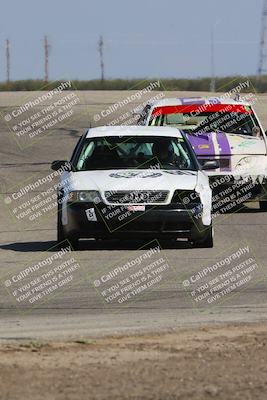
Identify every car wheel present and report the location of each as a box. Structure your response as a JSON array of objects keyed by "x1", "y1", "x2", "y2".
[
  {"x1": 193, "y1": 226, "x2": 214, "y2": 248},
  {"x1": 57, "y1": 204, "x2": 79, "y2": 251},
  {"x1": 260, "y1": 201, "x2": 267, "y2": 211}
]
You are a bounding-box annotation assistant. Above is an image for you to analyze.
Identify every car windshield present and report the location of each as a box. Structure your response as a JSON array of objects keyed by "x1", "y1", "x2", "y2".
[
  {"x1": 149, "y1": 105, "x2": 262, "y2": 137},
  {"x1": 75, "y1": 135, "x2": 197, "y2": 171}
]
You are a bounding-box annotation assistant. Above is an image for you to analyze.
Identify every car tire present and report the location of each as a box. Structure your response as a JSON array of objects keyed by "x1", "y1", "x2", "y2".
[
  {"x1": 57, "y1": 203, "x2": 79, "y2": 251},
  {"x1": 193, "y1": 226, "x2": 214, "y2": 248},
  {"x1": 260, "y1": 201, "x2": 267, "y2": 211}
]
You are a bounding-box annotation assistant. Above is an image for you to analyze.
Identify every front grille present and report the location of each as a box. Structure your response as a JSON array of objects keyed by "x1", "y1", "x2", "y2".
[{"x1": 105, "y1": 190, "x2": 169, "y2": 204}]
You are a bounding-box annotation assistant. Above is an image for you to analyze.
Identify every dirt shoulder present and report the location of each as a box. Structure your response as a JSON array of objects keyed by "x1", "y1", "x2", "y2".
[{"x1": 0, "y1": 323, "x2": 267, "y2": 400}]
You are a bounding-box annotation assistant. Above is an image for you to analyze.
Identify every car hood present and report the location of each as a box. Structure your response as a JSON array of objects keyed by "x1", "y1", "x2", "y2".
[
  {"x1": 67, "y1": 169, "x2": 198, "y2": 193},
  {"x1": 187, "y1": 131, "x2": 266, "y2": 156}
]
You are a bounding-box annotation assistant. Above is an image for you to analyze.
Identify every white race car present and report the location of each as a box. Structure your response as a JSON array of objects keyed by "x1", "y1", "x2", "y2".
[
  {"x1": 51, "y1": 126, "x2": 214, "y2": 249},
  {"x1": 139, "y1": 97, "x2": 267, "y2": 210}
]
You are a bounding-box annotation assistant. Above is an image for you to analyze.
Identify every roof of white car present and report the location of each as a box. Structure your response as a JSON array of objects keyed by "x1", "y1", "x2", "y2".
[
  {"x1": 86, "y1": 126, "x2": 183, "y2": 138},
  {"x1": 147, "y1": 97, "x2": 252, "y2": 108}
]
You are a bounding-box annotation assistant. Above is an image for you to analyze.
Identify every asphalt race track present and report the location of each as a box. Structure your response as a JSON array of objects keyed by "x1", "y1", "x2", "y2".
[{"x1": 0, "y1": 90, "x2": 267, "y2": 342}]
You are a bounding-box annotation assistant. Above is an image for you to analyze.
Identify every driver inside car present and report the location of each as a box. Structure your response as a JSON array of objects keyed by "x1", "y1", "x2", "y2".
[{"x1": 152, "y1": 140, "x2": 187, "y2": 169}]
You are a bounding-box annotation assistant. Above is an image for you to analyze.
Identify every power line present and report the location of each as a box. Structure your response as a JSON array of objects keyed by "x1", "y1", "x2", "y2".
[
  {"x1": 210, "y1": 27, "x2": 216, "y2": 92},
  {"x1": 44, "y1": 35, "x2": 51, "y2": 82},
  {"x1": 98, "y1": 35, "x2": 105, "y2": 82},
  {"x1": 6, "y1": 39, "x2": 10, "y2": 83},
  {"x1": 258, "y1": 0, "x2": 267, "y2": 79}
]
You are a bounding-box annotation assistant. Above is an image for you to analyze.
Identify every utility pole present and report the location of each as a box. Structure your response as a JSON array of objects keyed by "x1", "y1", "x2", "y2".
[
  {"x1": 210, "y1": 26, "x2": 216, "y2": 92},
  {"x1": 44, "y1": 35, "x2": 51, "y2": 82},
  {"x1": 98, "y1": 35, "x2": 105, "y2": 82},
  {"x1": 257, "y1": 0, "x2": 267, "y2": 87},
  {"x1": 6, "y1": 39, "x2": 10, "y2": 84}
]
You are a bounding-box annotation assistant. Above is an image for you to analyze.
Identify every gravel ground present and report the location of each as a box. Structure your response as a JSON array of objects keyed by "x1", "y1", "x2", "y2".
[{"x1": 0, "y1": 322, "x2": 267, "y2": 400}]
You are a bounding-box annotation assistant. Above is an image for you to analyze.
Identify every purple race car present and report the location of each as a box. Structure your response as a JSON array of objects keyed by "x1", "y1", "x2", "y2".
[{"x1": 139, "y1": 97, "x2": 267, "y2": 210}]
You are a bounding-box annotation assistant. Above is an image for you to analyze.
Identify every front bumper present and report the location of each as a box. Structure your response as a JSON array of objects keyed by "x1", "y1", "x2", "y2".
[{"x1": 62, "y1": 202, "x2": 208, "y2": 241}]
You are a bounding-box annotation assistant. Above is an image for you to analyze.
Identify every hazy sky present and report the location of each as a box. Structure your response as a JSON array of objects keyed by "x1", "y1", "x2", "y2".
[{"x1": 0, "y1": 0, "x2": 264, "y2": 81}]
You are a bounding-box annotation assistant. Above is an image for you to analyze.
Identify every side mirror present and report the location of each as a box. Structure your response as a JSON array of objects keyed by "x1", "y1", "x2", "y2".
[
  {"x1": 51, "y1": 160, "x2": 71, "y2": 171},
  {"x1": 202, "y1": 160, "x2": 219, "y2": 170},
  {"x1": 132, "y1": 111, "x2": 141, "y2": 117},
  {"x1": 252, "y1": 126, "x2": 263, "y2": 138},
  {"x1": 132, "y1": 106, "x2": 144, "y2": 117}
]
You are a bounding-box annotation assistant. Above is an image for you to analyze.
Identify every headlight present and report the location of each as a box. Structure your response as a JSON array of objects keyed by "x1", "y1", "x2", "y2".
[
  {"x1": 67, "y1": 191, "x2": 101, "y2": 203},
  {"x1": 236, "y1": 156, "x2": 263, "y2": 170},
  {"x1": 236, "y1": 157, "x2": 253, "y2": 168},
  {"x1": 236, "y1": 157, "x2": 266, "y2": 177}
]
